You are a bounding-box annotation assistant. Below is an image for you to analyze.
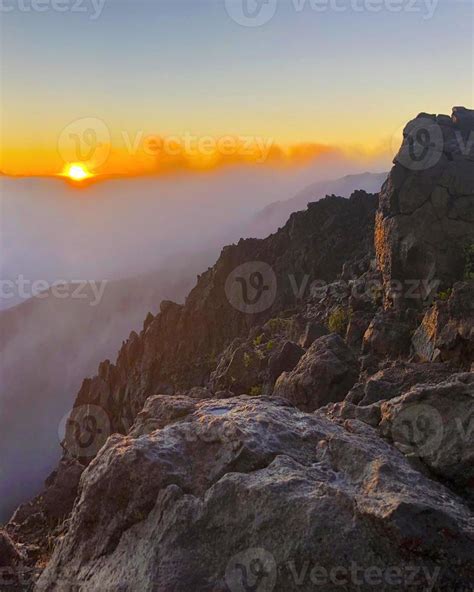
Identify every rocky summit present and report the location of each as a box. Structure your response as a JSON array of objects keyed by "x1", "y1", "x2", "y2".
[{"x1": 4, "y1": 109, "x2": 474, "y2": 591}]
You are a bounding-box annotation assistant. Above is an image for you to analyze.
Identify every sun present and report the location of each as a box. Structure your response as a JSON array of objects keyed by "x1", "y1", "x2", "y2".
[{"x1": 64, "y1": 163, "x2": 92, "y2": 181}]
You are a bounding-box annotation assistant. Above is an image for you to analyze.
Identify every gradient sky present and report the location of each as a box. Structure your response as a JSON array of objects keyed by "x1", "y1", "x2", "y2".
[{"x1": 1, "y1": 0, "x2": 472, "y2": 176}]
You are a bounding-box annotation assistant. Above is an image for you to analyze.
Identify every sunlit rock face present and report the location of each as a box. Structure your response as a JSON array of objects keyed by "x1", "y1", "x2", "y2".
[{"x1": 375, "y1": 108, "x2": 474, "y2": 308}]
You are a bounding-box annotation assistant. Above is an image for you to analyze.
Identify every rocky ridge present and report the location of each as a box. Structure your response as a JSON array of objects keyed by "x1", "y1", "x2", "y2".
[{"x1": 4, "y1": 108, "x2": 474, "y2": 592}]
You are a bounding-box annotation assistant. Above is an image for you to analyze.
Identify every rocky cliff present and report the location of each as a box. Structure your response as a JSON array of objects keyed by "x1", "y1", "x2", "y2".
[{"x1": 4, "y1": 108, "x2": 473, "y2": 592}]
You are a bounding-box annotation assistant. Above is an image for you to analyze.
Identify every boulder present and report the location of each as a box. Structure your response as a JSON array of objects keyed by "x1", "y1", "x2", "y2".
[
  {"x1": 36, "y1": 397, "x2": 474, "y2": 592},
  {"x1": 267, "y1": 341, "x2": 304, "y2": 382},
  {"x1": 379, "y1": 373, "x2": 474, "y2": 492},
  {"x1": 210, "y1": 342, "x2": 264, "y2": 396},
  {"x1": 412, "y1": 282, "x2": 474, "y2": 369},
  {"x1": 346, "y1": 362, "x2": 453, "y2": 406},
  {"x1": 362, "y1": 311, "x2": 412, "y2": 358},
  {"x1": 273, "y1": 334, "x2": 359, "y2": 411}
]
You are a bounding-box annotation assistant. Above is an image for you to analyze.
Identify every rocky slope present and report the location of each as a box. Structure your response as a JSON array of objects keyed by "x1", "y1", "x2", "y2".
[{"x1": 4, "y1": 108, "x2": 474, "y2": 592}]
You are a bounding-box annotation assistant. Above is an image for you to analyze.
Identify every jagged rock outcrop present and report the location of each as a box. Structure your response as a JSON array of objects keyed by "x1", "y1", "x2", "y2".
[
  {"x1": 68, "y1": 191, "x2": 378, "y2": 438},
  {"x1": 375, "y1": 108, "x2": 474, "y2": 308},
  {"x1": 5, "y1": 458, "x2": 84, "y2": 568},
  {"x1": 273, "y1": 333, "x2": 359, "y2": 411},
  {"x1": 412, "y1": 281, "x2": 474, "y2": 369},
  {"x1": 36, "y1": 397, "x2": 474, "y2": 592}
]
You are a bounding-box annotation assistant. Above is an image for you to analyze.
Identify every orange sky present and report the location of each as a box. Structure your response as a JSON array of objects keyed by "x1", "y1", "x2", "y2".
[
  {"x1": 0, "y1": 133, "x2": 390, "y2": 179},
  {"x1": 1, "y1": 1, "x2": 471, "y2": 180}
]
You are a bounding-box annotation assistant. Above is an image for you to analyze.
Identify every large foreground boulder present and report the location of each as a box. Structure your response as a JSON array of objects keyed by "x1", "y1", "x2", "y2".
[
  {"x1": 273, "y1": 333, "x2": 359, "y2": 411},
  {"x1": 36, "y1": 397, "x2": 474, "y2": 591}
]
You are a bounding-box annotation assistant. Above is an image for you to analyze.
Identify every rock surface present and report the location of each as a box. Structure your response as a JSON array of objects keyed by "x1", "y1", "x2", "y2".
[
  {"x1": 346, "y1": 362, "x2": 453, "y2": 406},
  {"x1": 36, "y1": 397, "x2": 474, "y2": 592},
  {"x1": 412, "y1": 281, "x2": 474, "y2": 369},
  {"x1": 0, "y1": 529, "x2": 21, "y2": 568},
  {"x1": 380, "y1": 373, "x2": 474, "y2": 492},
  {"x1": 273, "y1": 333, "x2": 359, "y2": 411},
  {"x1": 375, "y1": 108, "x2": 474, "y2": 308}
]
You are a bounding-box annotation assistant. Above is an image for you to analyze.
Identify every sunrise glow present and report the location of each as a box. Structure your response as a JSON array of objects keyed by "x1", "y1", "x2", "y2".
[{"x1": 64, "y1": 164, "x2": 92, "y2": 182}]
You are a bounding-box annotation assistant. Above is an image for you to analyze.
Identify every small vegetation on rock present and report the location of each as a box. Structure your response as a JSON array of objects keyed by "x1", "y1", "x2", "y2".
[
  {"x1": 266, "y1": 317, "x2": 291, "y2": 335},
  {"x1": 266, "y1": 340, "x2": 275, "y2": 351},
  {"x1": 243, "y1": 352, "x2": 252, "y2": 368},
  {"x1": 328, "y1": 306, "x2": 351, "y2": 335},
  {"x1": 437, "y1": 288, "x2": 452, "y2": 302}
]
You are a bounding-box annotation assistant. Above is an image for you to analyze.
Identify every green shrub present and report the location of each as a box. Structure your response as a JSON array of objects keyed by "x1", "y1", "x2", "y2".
[
  {"x1": 437, "y1": 289, "x2": 452, "y2": 302},
  {"x1": 253, "y1": 334, "x2": 264, "y2": 347},
  {"x1": 266, "y1": 318, "x2": 290, "y2": 334},
  {"x1": 250, "y1": 385, "x2": 263, "y2": 397},
  {"x1": 266, "y1": 340, "x2": 275, "y2": 352},
  {"x1": 328, "y1": 306, "x2": 350, "y2": 335}
]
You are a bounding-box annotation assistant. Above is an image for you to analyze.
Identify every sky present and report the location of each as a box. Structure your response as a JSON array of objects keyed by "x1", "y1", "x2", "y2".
[{"x1": 0, "y1": 0, "x2": 472, "y2": 177}]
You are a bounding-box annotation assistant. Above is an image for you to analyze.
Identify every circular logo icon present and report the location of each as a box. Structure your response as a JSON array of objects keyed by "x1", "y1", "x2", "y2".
[
  {"x1": 393, "y1": 117, "x2": 443, "y2": 171},
  {"x1": 225, "y1": 0, "x2": 278, "y2": 27},
  {"x1": 225, "y1": 261, "x2": 277, "y2": 314},
  {"x1": 225, "y1": 548, "x2": 277, "y2": 592},
  {"x1": 59, "y1": 404, "x2": 111, "y2": 458},
  {"x1": 391, "y1": 403, "x2": 444, "y2": 457},
  {"x1": 58, "y1": 117, "x2": 111, "y2": 168}
]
